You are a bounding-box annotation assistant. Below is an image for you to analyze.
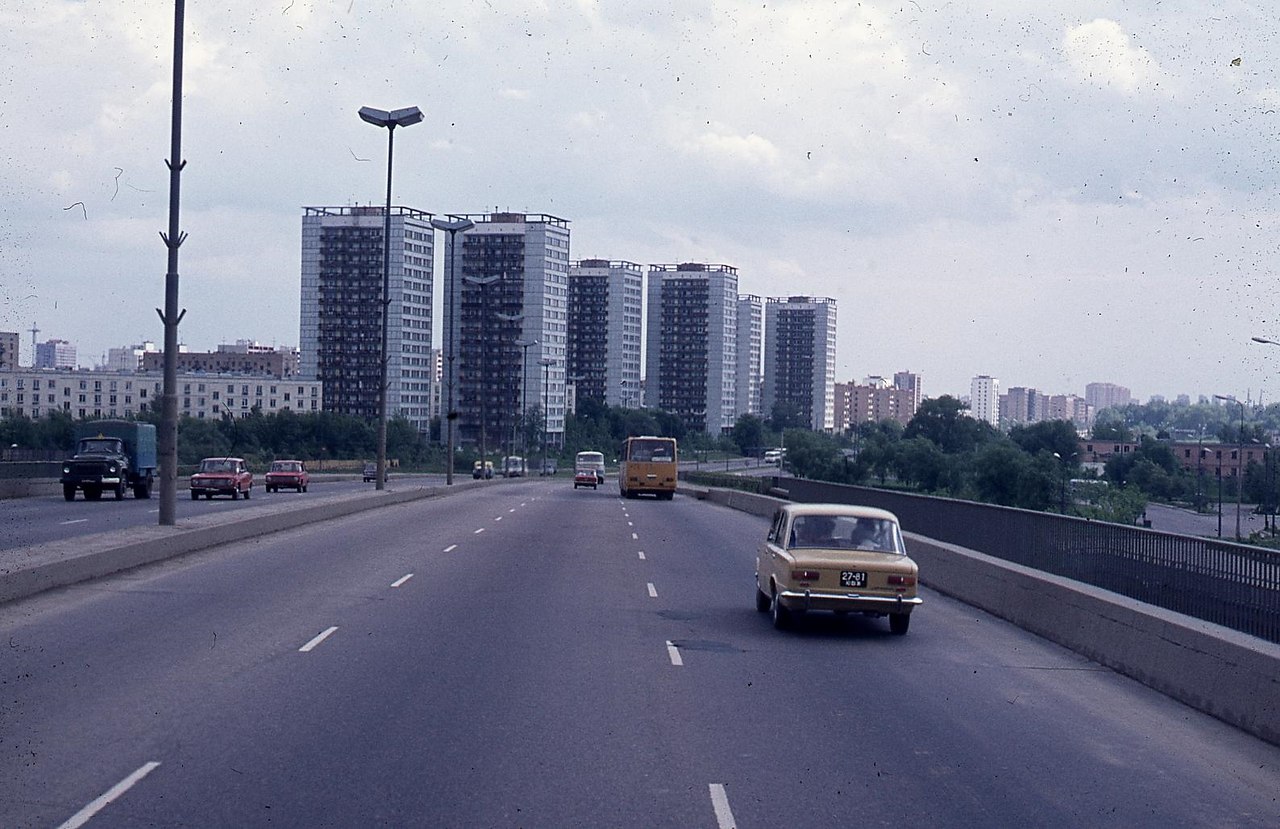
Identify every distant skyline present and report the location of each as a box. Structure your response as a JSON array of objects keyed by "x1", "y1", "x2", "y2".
[{"x1": 5, "y1": 3, "x2": 1280, "y2": 404}]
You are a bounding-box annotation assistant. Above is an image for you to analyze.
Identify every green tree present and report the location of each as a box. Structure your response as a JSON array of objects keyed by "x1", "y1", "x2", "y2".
[
  {"x1": 730, "y1": 414, "x2": 767, "y2": 457},
  {"x1": 904, "y1": 396, "x2": 996, "y2": 454}
]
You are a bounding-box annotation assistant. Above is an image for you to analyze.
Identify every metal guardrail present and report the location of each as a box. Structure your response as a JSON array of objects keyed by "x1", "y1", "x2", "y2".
[{"x1": 696, "y1": 474, "x2": 1280, "y2": 645}]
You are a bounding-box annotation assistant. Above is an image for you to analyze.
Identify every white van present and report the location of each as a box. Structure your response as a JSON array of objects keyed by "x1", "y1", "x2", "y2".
[
  {"x1": 575, "y1": 451, "x2": 606, "y2": 484},
  {"x1": 502, "y1": 456, "x2": 526, "y2": 477}
]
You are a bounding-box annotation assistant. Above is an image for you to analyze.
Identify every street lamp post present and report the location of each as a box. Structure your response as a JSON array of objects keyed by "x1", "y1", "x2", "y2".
[
  {"x1": 539, "y1": 357, "x2": 555, "y2": 476},
  {"x1": 515, "y1": 338, "x2": 537, "y2": 463},
  {"x1": 464, "y1": 273, "x2": 500, "y2": 470},
  {"x1": 157, "y1": 0, "x2": 189, "y2": 527},
  {"x1": 496, "y1": 312, "x2": 525, "y2": 465},
  {"x1": 430, "y1": 217, "x2": 474, "y2": 486},
  {"x1": 1214, "y1": 394, "x2": 1246, "y2": 540},
  {"x1": 359, "y1": 105, "x2": 423, "y2": 492}
]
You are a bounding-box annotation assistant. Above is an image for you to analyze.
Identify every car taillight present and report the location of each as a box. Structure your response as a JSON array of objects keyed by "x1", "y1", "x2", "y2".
[
  {"x1": 886, "y1": 575, "x2": 916, "y2": 586},
  {"x1": 791, "y1": 570, "x2": 821, "y2": 581}
]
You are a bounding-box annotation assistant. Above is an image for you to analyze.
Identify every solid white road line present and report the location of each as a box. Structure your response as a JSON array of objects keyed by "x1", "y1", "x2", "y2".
[
  {"x1": 57, "y1": 761, "x2": 161, "y2": 829},
  {"x1": 638, "y1": 551, "x2": 646, "y2": 560},
  {"x1": 666, "y1": 640, "x2": 683, "y2": 666},
  {"x1": 647, "y1": 582, "x2": 658, "y2": 598},
  {"x1": 59, "y1": 519, "x2": 89, "y2": 525},
  {"x1": 444, "y1": 544, "x2": 458, "y2": 553},
  {"x1": 708, "y1": 784, "x2": 738, "y2": 829},
  {"x1": 299, "y1": 626, "x2": 338, "y2": 652},
  {"x1": 391, "y1": 574, "x2": 414, "y2": 588}
]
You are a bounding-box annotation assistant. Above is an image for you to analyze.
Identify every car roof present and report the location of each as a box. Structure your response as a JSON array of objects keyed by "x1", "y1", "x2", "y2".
[
  {"x1": 782, "y1": 503, "x2": 899, "y2": 523},
  {"x1": 201, "y1": 456, "x2": 245, "y2": 463}
]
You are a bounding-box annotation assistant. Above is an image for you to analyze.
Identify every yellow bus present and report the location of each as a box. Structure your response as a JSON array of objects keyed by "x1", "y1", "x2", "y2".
[{"x1": 618, "y1": 436, "x2": 678, "y2": 499}]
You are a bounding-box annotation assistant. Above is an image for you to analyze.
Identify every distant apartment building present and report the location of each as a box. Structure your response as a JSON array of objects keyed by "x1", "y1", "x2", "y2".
[
  {"x1": 1000, "y1": 386, "x2": 1042, "y2": 427},
  {"x1": 894, "y1": 371, "x2": 922, "y2": 410},
  {"x1": 736, "y1": 294, "x2": 763, "y2": 417},
  {"x1": 142, "y1": 342, "x2": 300, "y2": 377},
  {"x1": 762, "y1": 296, "x2": 836, "y2": 431},
  {"x1": 1085, "y1": 382, "x2": 1132, "y2": 411},
  {"x1": 0, "y1": 368, "x2": 321, "y2": 420},
  {"x1": 837, "y1": 380, "x2": 917, "y2": 428},
  {"x1": 970, "y1": 375, "x2": 999, "y2": 427},
  {"x1": 1044, "y1": 394, "x2": 1093, "y2": 431},
  {"x1": 0, "y1": 331, "x2": 19, "y2": 371},
  {"x1": 449, "y1": 213, "x2": 569, "y2": 451},
  {"x1": 300, "y1": 205, "x2": 436, "y2": 433},
  {"x1": 103, "y1": 341, "x2": 162, "y2": 372},
  {"x1": 567, "y1": 259, "x2": 643, "y2": 409},
  {"x1": 34, "y1": 339, "x2": 76, "y2": 370},
  {"x1": 645, "y1": 263, "x2": 739, "y2": 435}
]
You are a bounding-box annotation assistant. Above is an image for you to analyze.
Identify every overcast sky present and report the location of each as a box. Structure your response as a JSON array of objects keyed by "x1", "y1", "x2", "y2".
[{"x1": 4, "y1": 1, "x2": 1280, "y2": 404}]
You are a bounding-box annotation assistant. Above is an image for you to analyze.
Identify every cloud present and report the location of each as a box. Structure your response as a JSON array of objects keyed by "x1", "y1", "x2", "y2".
[{"x1": 1062, "y1": 19, "x2": 1166, "y2": 95}]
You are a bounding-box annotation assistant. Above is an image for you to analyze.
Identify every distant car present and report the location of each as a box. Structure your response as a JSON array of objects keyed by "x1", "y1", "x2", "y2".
[
  {"x1": 501, "y1": 456, "x2": 526, "y2": 477},
  {"x1": 362, "y1": 461, "x2": 388, "y2": 483},
  {"x1": 573, "y1": 467, "x2": 599, "y2": 489},
  {"x1": 472, "y1": 460, "x2": 494, "y2": 480},
  {"x1": 265, "y1": 459, "x2": 309, "y2": 493},
  {"x1": 540, "y1": 459, "x2": 558, "y2": 476},
  {"x1": 756, "y1": 503, "x2": 921, "y2": 634},
  {"x1": 575, "y1": 450, "x2": 606, "y2": 484},
  {"x1": 190, "y1": 457, "x2": 253, "y2": 500},
  {"x1": 763, "y1": 449, "x2": 783, "y2": 465}
]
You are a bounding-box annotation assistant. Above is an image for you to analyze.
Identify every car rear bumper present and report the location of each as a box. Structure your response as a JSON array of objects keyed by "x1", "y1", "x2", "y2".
[{"x1": 776, "y1": 588, "x2": 922, "y2": 614}]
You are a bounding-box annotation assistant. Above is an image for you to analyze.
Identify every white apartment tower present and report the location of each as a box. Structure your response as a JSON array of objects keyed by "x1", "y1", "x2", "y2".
[
  {"x1": 567, "y1": 260, "x2": 643, "y2": 409},
  {"x1": 447, "y1": 213, "x2": 570, "y2": 452},
  {"x1": 762, "y1": 296, "x2": 837, "y2": 432},
  {"x1": 300, "y1": 206, "x2": 436, "y2": 433},
  {"x1": 645, "y1": 263, "x2": 739, "y2": 435},
  {"x1": 970, "y1": 374, "x2": 1000, "y2": 427},
  {"x1": 736, "y1": 294, "x2": 763, "y2": 417}
]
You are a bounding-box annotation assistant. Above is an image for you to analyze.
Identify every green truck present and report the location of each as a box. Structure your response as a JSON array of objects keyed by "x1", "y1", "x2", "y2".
[{"x1": 60, "y1": 420, "x2": 158, "y2": 501}]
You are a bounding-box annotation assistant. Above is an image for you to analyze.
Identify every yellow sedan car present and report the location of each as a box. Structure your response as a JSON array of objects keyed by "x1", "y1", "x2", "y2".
[{"x1": 755, "y1": 503, "x2": 921, "y2": 634}]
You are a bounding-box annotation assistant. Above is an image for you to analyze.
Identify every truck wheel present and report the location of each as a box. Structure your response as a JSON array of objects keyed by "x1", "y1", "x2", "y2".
[
  {"x1": 114, "y1": 482, "x2": 125, "y2": 500},
  {"x1": 244, "y1": 486, "x2": 251, "y2": 500},
  {"x1": 63, "y1": 485, "x2": 76, "y2": 501},
  {"x1": 84, "y1": 487, "x2": 102, "y2": 501},
  {"x1": 191, "y1": 491, "x2": 199, "y2": 500}
]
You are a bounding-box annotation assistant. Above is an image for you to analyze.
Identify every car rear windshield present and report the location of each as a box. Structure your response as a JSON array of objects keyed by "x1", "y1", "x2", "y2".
[{"x1": 789, "y1": 515, "x2": 903, "y2": 553}]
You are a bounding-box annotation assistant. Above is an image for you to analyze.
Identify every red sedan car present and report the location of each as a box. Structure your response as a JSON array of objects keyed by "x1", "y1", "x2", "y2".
[
  {"x1": 190, "y1": 457, "x2": 253, "y2": 500},
  {"x1": 265, "y1": 459, "x2": 309, "y2": 493}
]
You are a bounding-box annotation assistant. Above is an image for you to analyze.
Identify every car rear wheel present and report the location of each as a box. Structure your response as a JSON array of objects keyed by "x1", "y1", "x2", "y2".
[
  {"x1": 755, "y1": 585, "x2": 771, "y2": 613},
  {"x1": 63, "y1": 485, "x2": 76, "y2": 501},
  {"x1": 889, "y1": 613, "x2": 911, "y2": 635},
  {"x1": 771, "y1": 586, "x2": 790, "y2": 630}
]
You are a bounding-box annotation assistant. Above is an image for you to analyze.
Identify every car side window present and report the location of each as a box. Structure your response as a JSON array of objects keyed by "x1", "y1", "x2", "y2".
[{"x1": 767, "y1": 509, "x2": 786, "y2": 544}]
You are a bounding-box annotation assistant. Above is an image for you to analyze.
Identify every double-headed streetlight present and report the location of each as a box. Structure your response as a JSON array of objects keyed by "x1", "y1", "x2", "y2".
[
  {"x1": 430, "y1": 216, "x2": 474, "y2": 486},
  {"x1": 1214, "y1": 394, "x2": 1246, "y2": 540},
  {"x1": 539, "y1": 357, "x2": 556, "y2": 475},
  {"x1": 464, "y1": 273, "x2": 500, "y2": 468},
  {"x1": 359, "y1": 105, "x2": 423, "y2": 491}
]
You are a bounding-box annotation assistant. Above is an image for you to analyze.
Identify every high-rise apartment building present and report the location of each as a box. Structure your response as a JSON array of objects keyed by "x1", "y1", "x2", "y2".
[
  {"x1": 762, "y1": 296, "x2": 837, "y2": 432},
  {"x1": 736, "y1": 294, "x2": 763, "y2": 418},
  {"x1": 893, "y1": 371, "x2": 922, "y2": 410},
  {"x1": 0, "y1": 331, "x2": 19, "y2": 371},
  {"x1": 1085, "y1": 382, "x2": 1132, "y2": 412},
  {"x1": 449, "y1": 213, "x2": 569, "y2": 454},
  {"x1": 300, "y1": 206, "x2": 436, "y2": 433},
  {"x1": 35, "y1": 339, "x2": 76, "y2": 370},
  {"x1": 645, "y1": 263, "x2": 739, "y2": 435},
  {"x1": 835, "y1": 377, "x2": 917, "y2": 429},
  {"x1": 1000, "y1": 386, "x2": 1041, "y2": 427},
  {"x1": 567, "y1": 259, "x2": 643, "y2": 409},
  {"x1": 970, "y1": 375, "x2": 999, "y2": 427}
]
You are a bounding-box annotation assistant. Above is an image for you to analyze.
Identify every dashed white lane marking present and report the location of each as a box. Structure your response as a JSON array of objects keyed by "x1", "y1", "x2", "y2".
[
  {"x1": 474, "y1": 528, "x2": 486, "y2": 535},
  {"x1": 666, "y1": 640, "x2": 683, "y2": 666},
  {"x1": 495, "y1": 516, "x2": 503, "y2": 521},
  {"x1": 627, "y1": 521, "x2": 633, "y2": 526},
  {"x1": 59, "y1": 519, "x2": 89, "y2": 525},
  {"x1": 647, "y1": 582, "x2": 658, "y2": 598},
  {"x1": 391, "y1": 574, "x2": 414, "y2": 588},
  {"x1": 299, "y1": 626, "x2": 339, "y2": 652},
  {"x1": 444, "y1": 544, "x2": 458, "y2": 553},
  {"x1": 638, "y1": 551, "x2": 646, "y2": 560},
  {"x1": 58, "y1": 761, "x2": 161, "y2": 829},
  {"x1": 709, "y1": 784, "x2": 737, "y2": 829},
  {"x1": 509, "y1": 508, "x2": 517, "y2": 513},
  {"x1": 631, "y1": 532, "x2": 638, "y2": 540}
]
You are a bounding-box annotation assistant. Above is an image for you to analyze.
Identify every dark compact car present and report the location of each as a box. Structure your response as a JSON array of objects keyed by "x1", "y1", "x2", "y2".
[
  {"x1": 363, "y1": 462, "x2": 388, "y2": 483},
  {"x1": 190, "y1": 457, "x2": 253, "y2": 500}
]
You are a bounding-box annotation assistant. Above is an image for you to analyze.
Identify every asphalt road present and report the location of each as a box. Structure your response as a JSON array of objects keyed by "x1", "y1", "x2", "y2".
[
  {"x1": 2, "y1": 480, "x2": 1277, "y2": 827},
  {"x1": 0, "y1": 476, "x2": 445, "y2": 552}
]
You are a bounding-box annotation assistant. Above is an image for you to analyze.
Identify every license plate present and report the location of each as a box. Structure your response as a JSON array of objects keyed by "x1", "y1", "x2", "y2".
[{"x1": 840, "y1": 571, "x2": 867, "y2": 588}]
